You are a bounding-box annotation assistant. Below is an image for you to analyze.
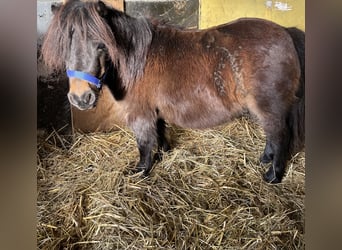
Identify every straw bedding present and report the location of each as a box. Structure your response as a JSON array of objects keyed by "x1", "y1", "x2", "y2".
[{"x1": 37, "y1": 117, "x2": 305, "y2": 249}]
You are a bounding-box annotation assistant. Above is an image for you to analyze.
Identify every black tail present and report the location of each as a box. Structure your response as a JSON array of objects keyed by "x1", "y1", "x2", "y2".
[{"x1": 286, "y1": 27, "x2": 305, "y2": 154}]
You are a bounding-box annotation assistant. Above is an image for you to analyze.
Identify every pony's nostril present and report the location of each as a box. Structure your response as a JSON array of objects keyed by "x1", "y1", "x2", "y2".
[
  {"x1": 85, "y1": 93, "x2": 91, "y2": 103},
  {"x1": 83, "y1": 91, "x2": 95, "y2": 105},
  {"x1": 67, "y1": 93, "x2": 77, "y2": 105}
]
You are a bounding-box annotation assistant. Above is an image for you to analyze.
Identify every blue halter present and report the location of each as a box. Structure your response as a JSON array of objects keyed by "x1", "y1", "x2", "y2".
[{"x1": 66, "y1": 70, "x2": 102, "y2": 88}]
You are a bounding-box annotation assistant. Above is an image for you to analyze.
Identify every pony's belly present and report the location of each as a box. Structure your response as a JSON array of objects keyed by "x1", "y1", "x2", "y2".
[{"x1": 163, "y1": 105, "x2": 240, "y2": 129}]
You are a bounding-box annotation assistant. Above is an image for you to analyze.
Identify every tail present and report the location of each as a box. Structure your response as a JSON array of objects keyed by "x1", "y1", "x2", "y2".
[{"x1": 286, "y1": 27, "x2": 305, "y2": 154}]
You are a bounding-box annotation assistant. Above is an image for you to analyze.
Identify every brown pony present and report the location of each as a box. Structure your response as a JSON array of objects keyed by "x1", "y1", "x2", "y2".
[{"x1": 41, "y1": 0, "x2": 305, "y2": 183}]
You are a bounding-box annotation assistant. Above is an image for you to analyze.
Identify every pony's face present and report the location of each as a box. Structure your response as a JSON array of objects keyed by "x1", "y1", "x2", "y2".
[
  {"x1": 66, "y1": 37, "x2": 107, "y2": 110},
  {"x1": 45, "y1": 0, "x2": 113, "y2": 111},
  {"x1": 42, "y1": 0, "x2": 152, "y2": 110}
]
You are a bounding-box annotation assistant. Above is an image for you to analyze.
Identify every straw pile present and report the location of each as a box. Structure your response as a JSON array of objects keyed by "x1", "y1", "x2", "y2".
[{"x1": 37, "y1": 117, "x2": 305, "y2": 249}]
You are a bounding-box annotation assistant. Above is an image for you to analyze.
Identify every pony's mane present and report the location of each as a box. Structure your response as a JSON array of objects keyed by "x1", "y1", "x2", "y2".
[{"x1": 41, "y1": 0, "x2": 153, "y2": 89}]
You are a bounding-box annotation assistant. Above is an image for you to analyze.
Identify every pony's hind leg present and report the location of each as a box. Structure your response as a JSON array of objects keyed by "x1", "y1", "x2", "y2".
[
  {"x1": 262, "y1": 114, "x2": 292, "y2": 183},
  {"x1": 247, "y1": 94, "x2": 292, "y2": 183}
]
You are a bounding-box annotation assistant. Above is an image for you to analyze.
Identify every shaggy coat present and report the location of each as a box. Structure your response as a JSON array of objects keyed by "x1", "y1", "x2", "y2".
[{"x1": 42, "y1": 0, "x2": 305, "y2": 183}]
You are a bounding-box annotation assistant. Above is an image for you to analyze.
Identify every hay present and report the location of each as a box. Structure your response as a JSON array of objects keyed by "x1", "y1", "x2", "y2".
[{"x1": 37, "y1": 117, "x2": 305, "y2": 249}]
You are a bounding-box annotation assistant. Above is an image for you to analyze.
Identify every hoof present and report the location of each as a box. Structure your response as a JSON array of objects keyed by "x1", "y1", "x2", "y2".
[
  {"x1": 260, "y1": 153, "x2": 273, "y2": 164},
  {"x1": 263, "y1": 168, "x2": 282, "y2": 184},
  {"x1": 162, "y1": 143, "x2": 171, "y2": 152},
  {"x1": 134, "y1": 163, "x2": 151, "y2": 177},
  {"x1": 142, "y1": 169, "x2": 150, "y2": 177},
  {"x1": 153, "y1": 152, "x2": 163, "y2": 163},
  {"x1": 132, "y1": 168, "x2": 150, "y2": 177}
]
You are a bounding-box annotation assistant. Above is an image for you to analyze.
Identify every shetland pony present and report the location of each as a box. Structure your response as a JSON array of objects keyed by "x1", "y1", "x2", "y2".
[{"x1": 41, "y1": 0, "x2": 305, "y2": 183}]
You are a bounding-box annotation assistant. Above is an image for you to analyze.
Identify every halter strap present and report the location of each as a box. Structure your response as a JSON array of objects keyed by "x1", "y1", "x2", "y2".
[{"x1": 66, "y1": 70, "x2": 102, "y2": 88}]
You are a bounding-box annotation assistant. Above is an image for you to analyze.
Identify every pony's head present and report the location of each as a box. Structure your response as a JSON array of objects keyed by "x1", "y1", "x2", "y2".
[{"x1": 41, "y1": 0, "x2": 152, "y2": 110}]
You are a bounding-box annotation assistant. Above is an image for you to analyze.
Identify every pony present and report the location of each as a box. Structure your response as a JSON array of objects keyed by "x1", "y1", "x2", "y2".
[{"x1": 41, "y1": 0, "x2": 305, "y2": 183}]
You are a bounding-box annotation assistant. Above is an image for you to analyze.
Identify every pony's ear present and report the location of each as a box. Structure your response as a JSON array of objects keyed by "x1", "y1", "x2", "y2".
[
  {"x1": 96, "y1": 1, "x2": 108, "y2": 17},
  {"x1": 51, "y1": 3, "x2": 62, "y2": 15}
]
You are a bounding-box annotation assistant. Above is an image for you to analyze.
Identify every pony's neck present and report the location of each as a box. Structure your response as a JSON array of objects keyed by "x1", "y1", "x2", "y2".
[{"x1": 106, "y1": 9, "x2": 153, "y2": 89}]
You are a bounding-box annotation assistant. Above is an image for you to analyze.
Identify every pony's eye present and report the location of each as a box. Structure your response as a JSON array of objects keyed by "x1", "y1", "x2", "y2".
[{"x1": 97, "y1": 44, "x2": 106, "y2": 51}]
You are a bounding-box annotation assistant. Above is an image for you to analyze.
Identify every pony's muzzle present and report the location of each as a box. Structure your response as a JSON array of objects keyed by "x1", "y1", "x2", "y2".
[{"x1": 67, "y1": 90, "x2": 96, "y2": 110}]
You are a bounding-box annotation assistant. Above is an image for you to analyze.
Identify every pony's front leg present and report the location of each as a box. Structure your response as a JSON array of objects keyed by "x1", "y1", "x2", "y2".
[
  {"x1": 260, "y1": 138, "x2": 274, "y2": 164},
  {"x1": 154, "y1": 118, "x2": 171, "y2": 162},
  {"x1": 136, "y1": 140, "x2": 155, "y2": 175},
  {"x1": 131, "y1": 119, "x2": 157, "y2": 176}
]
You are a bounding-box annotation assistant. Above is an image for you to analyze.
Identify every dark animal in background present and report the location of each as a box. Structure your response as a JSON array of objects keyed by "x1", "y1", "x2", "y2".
[{"x1": 41, "y1": 0, "x2": 305, "y2": 183}]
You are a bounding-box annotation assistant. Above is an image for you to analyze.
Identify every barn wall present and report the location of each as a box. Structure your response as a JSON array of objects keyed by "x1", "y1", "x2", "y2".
[
  {"x1": 37, "y1": 0, "x2": 198, "y2": 38},
  {"x1": 200, "y1": 0, "x2": 305, "y2": 30},
  {"x1": 125, "y1": 0, "x2": 198, "y2": 28}
]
